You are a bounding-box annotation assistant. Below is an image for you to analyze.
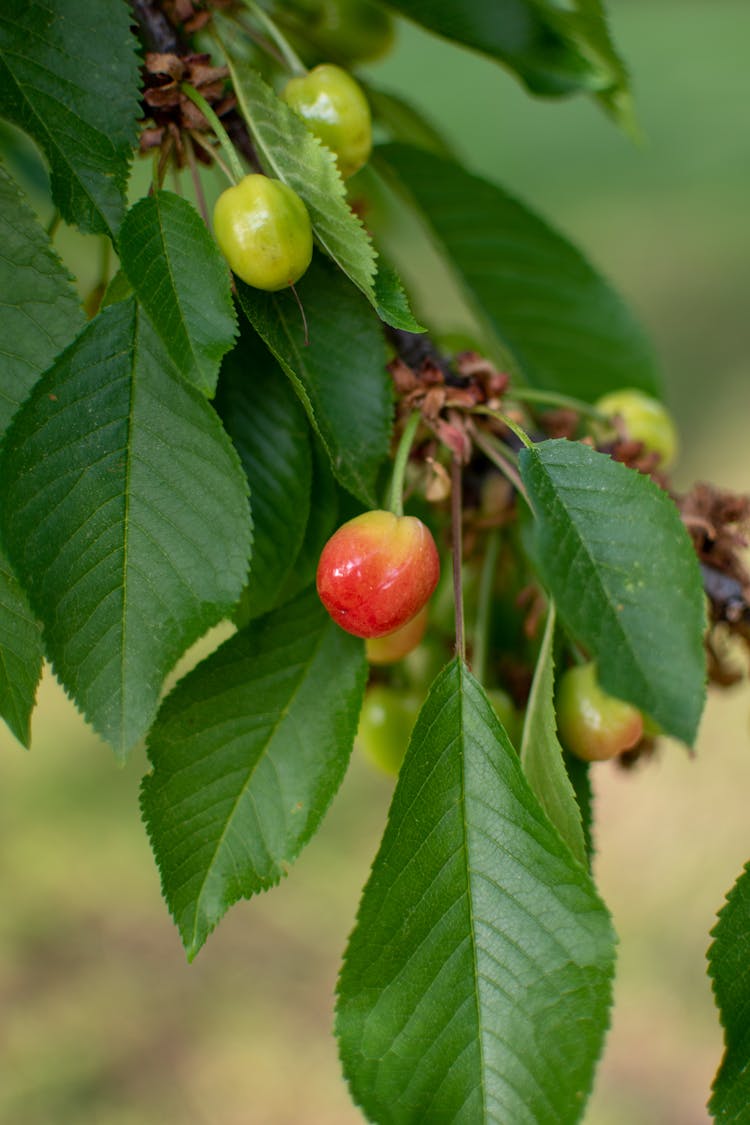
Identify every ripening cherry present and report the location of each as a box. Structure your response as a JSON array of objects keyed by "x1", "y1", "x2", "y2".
[
  {"x1": 316, "y1": 510, "x2": 440, "y2": 638},
  {"x1": 556, "y1": 662, "x2": 644, "y2": 762},
  {"x1": 595, "y1": 388, "x2": 678, "y2": 468},
  {"x1": 282, "y1": 63, "x2": 372, "y2": 179},
  {"x1": 365, "y1": 604, "x2": 429, "y2": 664},
  {"x1": 213, "y1": 174, "x2": 313, "y2": 291},
  {"x1": 357, "y1": 685, "x2": 420, "y2": 775}
]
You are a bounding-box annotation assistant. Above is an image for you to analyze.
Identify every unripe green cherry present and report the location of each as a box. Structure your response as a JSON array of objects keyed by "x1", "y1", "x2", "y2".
[
  {"x1": 486, "y1": 688, "x2": 522, "y2": 748},
  {"x1": 316, "y1": 510, "x2": 440, "y2": 639},
  {"x1": 296, "y1": 0, "x2": 395, "y2": 64},
  {"x1": 595, "y1": 388, "x2": 678, "y2": 468},
  {"x1": 282, "y1": 63, "x2": 372, "y2": 179},
  {"x1": 357, "y1": 686, "x2": 421, "y2": 775},
  {"x1": 213, "y1": 174, "x2": 313, "y2": 291},
  {"x1": 556, "y1": 662, "x2": 643, "y2": 762},
  {"x1": 366, "y1": 604, "x2": 429, "y2": 664}
]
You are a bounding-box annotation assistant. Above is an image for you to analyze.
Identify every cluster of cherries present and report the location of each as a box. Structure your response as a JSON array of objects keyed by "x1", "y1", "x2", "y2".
[
  {"x1": 213, "y1": 62, "x2": 371, "y2": 291},
  {"x1": 206, "y1": 31, "x2": 677, "y2": 777}
]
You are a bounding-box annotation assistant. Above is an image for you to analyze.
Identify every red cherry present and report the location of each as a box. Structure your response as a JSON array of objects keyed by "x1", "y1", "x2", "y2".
[{"x1": 316, "y1": 510, "x2": 440, "y2": 638}]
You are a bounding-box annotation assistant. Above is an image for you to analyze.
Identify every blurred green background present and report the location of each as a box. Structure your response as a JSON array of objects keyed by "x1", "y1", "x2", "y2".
[{"x1": 2, "y1": 2, "x2": 749, "y2": 1122}]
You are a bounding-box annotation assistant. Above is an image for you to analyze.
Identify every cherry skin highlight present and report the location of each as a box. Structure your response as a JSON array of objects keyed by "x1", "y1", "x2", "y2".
[
  {"x1": 556, "y1": 662, "x2": 643, "y2": 762},
  {"x1": 316, "y1": 510, "x2": 440, "y2": 638}
]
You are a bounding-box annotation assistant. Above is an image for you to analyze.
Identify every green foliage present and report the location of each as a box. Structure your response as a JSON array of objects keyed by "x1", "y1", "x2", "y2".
[
  {"x1": 216, "y1": 321, "x2": 312, "y2": 623},
  {"x1": 337, "y1": 659, "x2": 616, "y2": 1123},
  {"x1": 0, "y1": 0, "x2": 140, "y2": 237},
  {"x1": 520, "y1": 439, "x2": 706, "y2": 744},
  {"x1": 376, "y1": 144, "x2": 660, "y2": 399},
  {"x1": 237, "y1": 255, "x2": 393, "y2": 507},
  {"x1": 520, "y1": 601, "x2": 586, "y2": 866},
  {"x1": 0, "y1": 553, "x2": 43, "y2": 747},
  {"x1": 0, "y1": 3, "x2": 742, "y2": 1120},
  {"x1": 141, "y1": 590, "x2": 367, "y2": 959},
  {"x1": 382, "y1": 0, "x2": 630, "y2": 117},
  {"x1": 119, "y1": 192, "x2": 237, "y2": 397},
  {"x1": 0, "y1": 299, "x2": 251, "y2": 753},
  {"x1": 0, "y1": 165, "x2": 84, "y2": 433},
  {"x1": 708, "y1": 862, "x2": 750, "y2": 1121}
]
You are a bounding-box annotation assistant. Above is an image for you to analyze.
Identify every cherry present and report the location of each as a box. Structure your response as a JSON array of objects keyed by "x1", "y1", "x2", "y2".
[
  {"x1": 357, "y1": 685, "x2": 420, "y2": 775},
  {"x1": 293, "y1": 0, "x2": 395, "y2": 64},
  {"x1": 213, "y1": 174, "x2": 312, "y2": 291},
  {"x1": 595, "y1": 388, "x2": 678, "y2": 468},
  {"x1": 486, "y1": 687, "x2": 522, "y2": 747},
  {"x1": 316, "y1": 510, "x2": 440, "y2": 638},
  {"x1": 365, "y1": 604, "x2": 429, "y2": 664},
  {"x1": 556, "y1": 662, "x2": 643, "y2": 762},
  {"x1": 282, "y1": 63, "x2": 372, "y2": 179}
]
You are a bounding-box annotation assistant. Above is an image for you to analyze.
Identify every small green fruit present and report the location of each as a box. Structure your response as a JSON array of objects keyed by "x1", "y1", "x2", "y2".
[
  {"x1": 595, "y1": 388, "x2": 678, "y2": 468},
  {"x1": 282, "y1": 63, "x2": 372, "y2": 179},
  {"x1": 357, "y1": 686, "x2": 421, "y2": 775},
  {"x1": 556, "y1": 662, "x2": 643, "y2": 762},
  {"x1": 486, "y1": 687, "x2": 522, "y2": 747},
  {"x1": 213, "y1": 174, "x2": 312, "y2": 291}
]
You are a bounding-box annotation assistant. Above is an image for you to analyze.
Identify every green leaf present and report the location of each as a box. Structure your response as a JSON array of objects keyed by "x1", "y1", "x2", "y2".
[
  {"x1": 119, "y1": 192, "x2": 237, "y2": 397},
  {"x1": 215, "y1": 321, "x2": 312, "y2": 624},
  {"x1": 337, "y1": 658, "x2": 615, "y2": 1123},
  {"x1": 0, "y1": 163, "x2": 83, "y2": 745},
  {"x1": 237, "y1": 255, "x2": 392, "y2": 507},
  {"x1": 0, "y1": 298, "x2": 252, "y2": 754},
  {"x1": 141, "y1": 590, "x2": 367, "y2": 959},
  {"x1": 373, "y1": 258, "x2": 424, "y2": 333},
  {"x1": 375, "y1": 144, "x2": 660, "y2": 401},
  {"x1": 0, "y1": 0, "x2": 141, "y2": 237},
  {"x1": 520, "y1": 439, "x2": 706, "y2": 745},
  {"x1": 708, "y1": 861, "x2": 750, "y2": 1121},
  {"x1": 0, "y1": 549, "x2": 43, "y2": 747},
  {"x1": 277, "y1": 438, "x2": 339, "y2": 604},
  {"x1": 520, "y1": 601, "x2": 586, "y2": 866},
  {"x1": 383, "y1": 0, "x2": 629, "y2": 114},
  {"x1": 0, "y1": 164, "x2": 84, "y2": 436}
]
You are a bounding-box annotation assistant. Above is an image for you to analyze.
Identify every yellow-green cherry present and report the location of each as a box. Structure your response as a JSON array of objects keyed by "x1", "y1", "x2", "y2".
[
  {"x1": 213, "y1": 174, "x2": 313, "y2": 291},
  {"x1": 556, "y1": 662, "x2": 643, "y2": 762},
  {"x1": 282, "y1": 63, "x2": 372, "y2": 179},
  {"x1": 595, "y1": 388, "x2": 679, "y2": 468}
]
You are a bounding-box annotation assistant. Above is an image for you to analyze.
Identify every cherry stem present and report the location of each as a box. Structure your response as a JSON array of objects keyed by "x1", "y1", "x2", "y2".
[
  {"x1": 181, "y1": 83, "x2": 244, "y2": 185},
  {"x1": 472, "y1": 405, "x2": 533, "y2": 450},
  {"x1": 189, "y1": 129, "x2": 235, "y2": 185},
  {"x1": 289, "y1": 282, "x2": 309, "y2": 346},
  {"x1": 46, "y1": 209, "x2": 60, "y2": 240},
  {"x1": 240, "y1": 0, "x2": 307, "y2": 75},
  {"x1": 387, "y1": 411, "x2": 421, "y2": 518},
  {"x1": 507, "y1": 386, "x2": 610, "y2": 424},
  {"x1": 473, "y1": 529, "x2": 500, "y2": 687},
  {"x1": 186, "y1": 137, "x2": 210, "y2": 227},
  {"x1": 473, "y1": 428, "x2": 532, "y2": 510},
  {"x1": 451, "y1": 456, "x2": 466, "y2": 663}
]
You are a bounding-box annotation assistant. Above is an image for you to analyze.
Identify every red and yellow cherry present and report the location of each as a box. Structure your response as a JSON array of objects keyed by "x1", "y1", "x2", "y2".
[
  {"x1": 366, "y1": 604, "x2": 429, "y2": 664},
  {"x1": 357, "y1": 685, "x2": 420, "y2": 775},
  {"x1": 595, "y1": 388, "x2": 678, "y2": 468},
  {"x1": 213, "y1": 174, "x2": 313, "y2": 291},
  {"x1": 556, "y1": 662, "x2": 643, "y2": 762},
  {"x1": 316, "y1": 510, "x2": 440, "y2": 638},
  {"x1": 282, "y1": 63, "x2": 372, "y2": 179}
]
